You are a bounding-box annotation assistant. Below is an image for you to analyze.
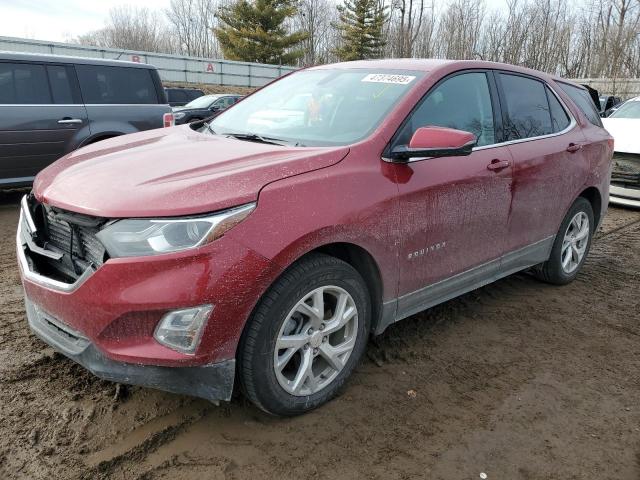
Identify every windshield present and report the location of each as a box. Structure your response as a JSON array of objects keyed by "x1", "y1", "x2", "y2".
[
  {"x1": 610, "y1": 101, "x2": 640, "y2": 119},
  {"x1": 209, "y1": 69, "x2": 423, "y2": 146},
  {"x1": 184, "y1": 95, "x2": 217, "y2": 109}
]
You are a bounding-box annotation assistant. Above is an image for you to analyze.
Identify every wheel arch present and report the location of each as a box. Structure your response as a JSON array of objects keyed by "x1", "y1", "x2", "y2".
[
  {"x1": 310, "y1": 242, "x2": 385, "y2": 335},
  {"x1": 79, "y1": 132, "x2": 122, "y2": 148},
  {"x1": 578, "y1": 186, "x2": 603, "y2": 228}
]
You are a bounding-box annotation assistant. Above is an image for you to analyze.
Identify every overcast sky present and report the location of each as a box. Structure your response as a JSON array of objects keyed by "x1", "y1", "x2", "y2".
[
  {"x1": 0, "y1": 0, "x2": 509, "y2": 43},
  {"x1": 0, "y1": 0, "x2": 172, "y2": 42}
]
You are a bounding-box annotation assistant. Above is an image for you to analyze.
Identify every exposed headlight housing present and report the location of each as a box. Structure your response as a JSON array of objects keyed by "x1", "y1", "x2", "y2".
[
  {"x1": 154, "y1": 305, "x2": 213, "y2": 354},
  {"x1": 96, "y1": 203, "x2": 255, "y2": 258}
]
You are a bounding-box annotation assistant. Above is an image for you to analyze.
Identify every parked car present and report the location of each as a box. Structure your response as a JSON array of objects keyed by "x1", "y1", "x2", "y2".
[
  {"x1": 164, "y1": 87, "x2": 204, "y2": 107},
  {"x1": 602, "y1": 96, "x2": 640, "y2": 207},
  {"x1": 599, "y1": 94, "x2": 623, "y2": 116},
  {"x1": 18, "y1": 59, "x2": 612, "y2": 416},
  {"x1": 0, "y1": 52, "x2": 171, "y2": 187},
  {"x1": 246, "y1": 92, "x2": 311, "y2": 130},
  {"x1": 172, "y1": 94, "x2": 242, "y2": 125}
]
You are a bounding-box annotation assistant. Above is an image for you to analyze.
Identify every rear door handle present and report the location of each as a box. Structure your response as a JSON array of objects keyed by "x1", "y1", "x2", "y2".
[
  {"x1": 566, "y1": 143, "x2": 583, "y2": 153},
  {"x1": 487, "y1": 159, "x2": 510, "y2": 171},
  {"x1": 58, "y1": 118, "x2": 83, "y2": 125}
]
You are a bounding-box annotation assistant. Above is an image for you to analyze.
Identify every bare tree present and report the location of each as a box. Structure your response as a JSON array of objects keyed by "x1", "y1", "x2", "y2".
[
  {"x1": 293, "y1": 0, "x2": 338, "y2": 65},
  {"x1": 165, "y1": 0, "x2": 222, "y2": 58},
  {"x1": 75, "y1": 6, "x2": 174, "y2": 53}
]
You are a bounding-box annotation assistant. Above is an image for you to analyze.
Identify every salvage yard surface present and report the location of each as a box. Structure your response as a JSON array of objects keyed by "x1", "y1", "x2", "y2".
[{"x1": 0, "y1": 190, "x2": 638, "y2": 480}]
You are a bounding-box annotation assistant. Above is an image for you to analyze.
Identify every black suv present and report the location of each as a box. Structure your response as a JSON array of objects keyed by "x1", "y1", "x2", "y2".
[
  {"x1": 0, "y1": 52, "x2": 171, "y2": 187},
  {"x1": 173, "y1": 94, "x2": 243, "y2": 124},
  {"x1": 164, "y1": 87, "x2": 205, "y2": 107}
]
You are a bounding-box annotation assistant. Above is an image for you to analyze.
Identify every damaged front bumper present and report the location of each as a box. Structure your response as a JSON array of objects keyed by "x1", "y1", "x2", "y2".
[
  {"x1": 25, "y1": 296, "x2": 235, "y2": 403},
  {"x1": 610, "y1": 152, "x2": 640, "y2": 208}
]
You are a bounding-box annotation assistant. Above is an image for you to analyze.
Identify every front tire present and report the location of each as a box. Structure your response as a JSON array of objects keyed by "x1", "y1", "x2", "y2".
[
  {"x1": 534, "y1": 197, "x2": 594, "y2": 285},
  {"x1": 238, "y1": 254, "x2": 370, "y2": 416}
]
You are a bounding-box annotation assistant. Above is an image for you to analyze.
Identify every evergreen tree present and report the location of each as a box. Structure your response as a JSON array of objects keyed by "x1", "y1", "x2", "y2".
[
  {"x1": 214, "y1": 0, "x2": 308, "y2": 65},
  {"x1": 334, "y1": 0, "x2": 387, "y2": 61}
]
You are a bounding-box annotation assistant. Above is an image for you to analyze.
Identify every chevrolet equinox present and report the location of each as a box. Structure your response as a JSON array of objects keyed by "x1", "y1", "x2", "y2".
[{"x1": 18, "y1": 60, "x2": 613, "y2": 416}]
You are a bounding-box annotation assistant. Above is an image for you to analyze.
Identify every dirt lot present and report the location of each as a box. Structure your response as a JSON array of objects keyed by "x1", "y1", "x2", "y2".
[{"x1": 0, "y1": 189, "x2": 638, "y2": 480}]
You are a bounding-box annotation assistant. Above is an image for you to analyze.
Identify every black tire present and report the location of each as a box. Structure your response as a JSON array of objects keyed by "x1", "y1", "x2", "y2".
[
  {"x1": 534, "y1": 197, "x2": 594, "y2": 285},
  {"x1": 238, "y1": 253, "x2": 370, "y2": 416}
]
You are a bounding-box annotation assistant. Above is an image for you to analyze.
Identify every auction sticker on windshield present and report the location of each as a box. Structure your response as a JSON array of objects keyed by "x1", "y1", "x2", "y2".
[{"x1": 361, "y1": 74, "x2": 416, "y2": 85}]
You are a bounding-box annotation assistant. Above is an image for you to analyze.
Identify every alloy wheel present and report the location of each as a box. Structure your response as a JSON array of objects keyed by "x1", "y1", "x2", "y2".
[
  {"x1": 273, "y1": 286, "x2": 358, "y2": 396},
  {"x1": 561, "y1": 211, "x2": 589, "y2": 274}
]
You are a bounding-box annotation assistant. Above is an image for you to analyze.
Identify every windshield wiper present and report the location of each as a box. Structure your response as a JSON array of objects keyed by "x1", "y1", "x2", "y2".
[{"x1": 224, "y1": 132, "x2": 299, "y2": 147}]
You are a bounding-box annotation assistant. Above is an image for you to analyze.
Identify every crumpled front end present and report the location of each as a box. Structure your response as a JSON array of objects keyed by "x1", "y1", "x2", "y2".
[{"x1": 16, "y1": 194, "x2": 277, "y2": 402}]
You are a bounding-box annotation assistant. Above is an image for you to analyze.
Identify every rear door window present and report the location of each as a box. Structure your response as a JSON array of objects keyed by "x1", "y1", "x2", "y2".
[
  {"x1": 557, "y1": 82, "x2": 603, "y2": 127},
  {"x1": 46, "y1": 65, "x2": 76, "y2": 104},
  {"x1": 498, "y1": 73, "x2": 553, "y2": 140},
  {"x1": 546, "y1": 87, "x2": 571, "y2": 132},
  {"x1": 0, "y1": 62, "x2": 51, "y2": 104},
  {"x1": 76, "y1": 65, "x2": 158, "y2": 104},
  {"x1": 187, "y1": 90, "x2": 203, "y2": 101},
  {"x1": 396, "y1": 72, "x2": 496, "y2": 147},
  {"x1": 168, "y1": 90, "x2": 188, "y2": 104}
]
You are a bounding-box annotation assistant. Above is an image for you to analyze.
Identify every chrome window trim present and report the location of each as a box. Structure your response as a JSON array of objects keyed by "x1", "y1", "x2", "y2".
[
  {"x1": 382, "y1": 78, "x2": 578, "y2": 161},
  {"x1": 17, "y1": 199, "x2": 94, "y2": 293}
]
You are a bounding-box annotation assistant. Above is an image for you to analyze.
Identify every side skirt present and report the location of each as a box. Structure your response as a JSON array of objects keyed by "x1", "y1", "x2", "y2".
[{"x1": 374, "y1": 236, "x2": 555, "y2": 334}]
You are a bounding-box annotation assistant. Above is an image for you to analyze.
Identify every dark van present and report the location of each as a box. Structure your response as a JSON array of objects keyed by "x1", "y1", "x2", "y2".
[
  {"x1": 0, "y1": 52, "x2": 171, "y2": 187},
  {"x1": 164, "y1": 87, "x2": 205, "y2": 107}
]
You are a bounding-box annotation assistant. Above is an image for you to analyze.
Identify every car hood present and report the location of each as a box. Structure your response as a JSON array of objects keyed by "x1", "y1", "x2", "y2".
[
  {"x1": 34, "y1": 125, "x2": 349, "y2": 218},
  {"x1": 602, "y1": 118, "x2": 640, "y2": 154}
]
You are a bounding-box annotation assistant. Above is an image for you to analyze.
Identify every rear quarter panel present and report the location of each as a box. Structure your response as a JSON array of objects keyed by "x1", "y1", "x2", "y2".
[{"x1": 84, "y1": 104, "x2": 171, "y2": 143}]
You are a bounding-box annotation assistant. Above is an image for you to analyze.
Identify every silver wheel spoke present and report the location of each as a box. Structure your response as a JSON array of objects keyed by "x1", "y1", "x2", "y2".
[
  {"x1": 575, "y1": 224, "x2": 589, "y2": 241},
  {"x1": 276, "y1": 333, "x2": 308, "y2": 350},
  {"x1": 276, "y1": 347, "x2": 298, "y2": 371},
  {"x1": 296, "y1": 299, "x2": 322, "y2": 321},
  {"x1": 324, "y1": 293, "x2": 356, "y2": 335},
  {"x1": 319, "y1": 337, "x2": 354, "y2": 371},
  {"x1": 291, "y1": 349, "x2": 314, "y2": 394},
  {"x1": 562, "y1": 247, "x2": 572, "y2": 269}
]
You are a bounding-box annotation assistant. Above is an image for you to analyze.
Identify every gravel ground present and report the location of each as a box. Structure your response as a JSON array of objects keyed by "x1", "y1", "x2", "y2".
[{"x1": 0, "y1": 189, "x2": 638, "y2": 480}]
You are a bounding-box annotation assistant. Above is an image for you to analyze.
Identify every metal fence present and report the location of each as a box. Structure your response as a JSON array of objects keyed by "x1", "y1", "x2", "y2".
[
  {"x1": 570, "y1": 78, "x2": 640, "y2": 99},
  {"x1": 0, "y1": 36, "x2": 297, "y2": 88}
]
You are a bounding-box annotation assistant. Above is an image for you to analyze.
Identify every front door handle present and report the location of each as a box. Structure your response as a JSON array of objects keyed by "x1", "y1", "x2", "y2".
[
  {"x1": 487, "y1": 159, "x2": 510, "y2": 171},
  {"x1": 58, "y1": 118, "x2": 83, "y2": 125},
  {"x1": 566, "y1": 143, "x2": 583, "y2": 153}
]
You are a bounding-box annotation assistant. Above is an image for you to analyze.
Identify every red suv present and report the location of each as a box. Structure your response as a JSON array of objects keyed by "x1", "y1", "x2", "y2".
[{"x1": 18, "y1": 60, "x2": 612, "y2": 416}]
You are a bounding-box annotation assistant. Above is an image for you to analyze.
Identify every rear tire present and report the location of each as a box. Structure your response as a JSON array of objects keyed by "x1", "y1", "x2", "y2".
[
  {"x1": 534, "y1": 197, "x2": 594, "y2": 285},
  {"x1": 238, "y1": 254, "x2": 370, "y2": 416}
]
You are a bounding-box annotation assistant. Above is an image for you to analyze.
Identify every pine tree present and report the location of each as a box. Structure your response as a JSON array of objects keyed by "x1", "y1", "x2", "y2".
[
  {"x1": 214, "y1": 0, "x2": 308, "y2": 66},
  {"x1": 334, "y1": 0, "x2": 387, "y2": 61}
]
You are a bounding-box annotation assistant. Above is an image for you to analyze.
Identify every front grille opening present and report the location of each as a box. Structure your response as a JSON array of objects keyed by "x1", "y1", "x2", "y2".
[
  {"x1": 612, "y1": 152, "x2": 640, "y2": 187},
  {"x1": 24, "y1": 197, "x2": 109, "y2": 282}
]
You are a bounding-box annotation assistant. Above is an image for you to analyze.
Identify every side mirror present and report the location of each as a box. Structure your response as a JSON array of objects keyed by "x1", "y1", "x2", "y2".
[
  {"x1": 210, "y1": 105, "x2": 220, "y2": 112},
  {"x1": 390, "y1": 126, "x2": 477, "y2": 162}
]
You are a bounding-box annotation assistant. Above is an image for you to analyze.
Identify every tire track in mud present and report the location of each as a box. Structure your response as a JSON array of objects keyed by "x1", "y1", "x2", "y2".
[{"x1": 80, "y1": 406, "x2": 210, "y2": 480}]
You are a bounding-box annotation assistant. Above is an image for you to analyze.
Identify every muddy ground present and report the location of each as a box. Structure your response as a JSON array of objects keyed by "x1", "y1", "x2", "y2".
[{"x1": 0, "y1": 189, "x2": 638, "y2": 480}]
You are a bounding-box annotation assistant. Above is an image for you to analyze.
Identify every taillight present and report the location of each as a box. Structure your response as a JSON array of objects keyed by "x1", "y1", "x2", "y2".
[
  {"x1": 163, "y1": 112, "x2": 175, "y2": 128},
  {"x1": 607, "y1": 138, "x2": 614, "y2": 150}
]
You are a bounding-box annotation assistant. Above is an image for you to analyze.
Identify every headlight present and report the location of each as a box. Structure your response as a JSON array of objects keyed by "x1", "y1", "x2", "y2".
[
  {"x1": 96, "y1": 203, "x2": 255, "y2": 258},
  {"x1": 173, "y1": 112, "x2": 186, "y2": 120}
]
